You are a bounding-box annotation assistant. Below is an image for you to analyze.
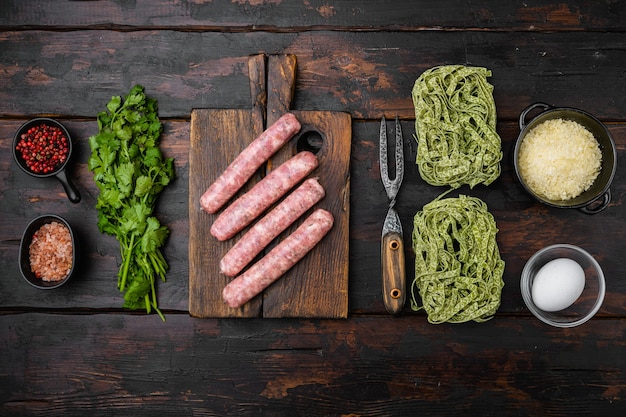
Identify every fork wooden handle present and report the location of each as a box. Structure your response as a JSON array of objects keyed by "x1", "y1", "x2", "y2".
[{"x1": 382, "y1": 231, "x2": 406, "y2": 315}]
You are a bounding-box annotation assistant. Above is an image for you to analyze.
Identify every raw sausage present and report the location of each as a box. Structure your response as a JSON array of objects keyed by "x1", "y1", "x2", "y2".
[
  {"x1": 219, "y1": 177, "x2": 326, "y2": 276},
  {"x1": 219, "y1": 177, "x2": 325, "y2": 276},
  {"x1": 200, "y1": 112, "x2": 301, "y2": 214},
  {"x1": 222, "y1": 208, "x2": 334, "y2": 309},
  {"x1": 222, "y1": 208, "x2": 334, "y2": 308},
  {"x1": 210, "y1": 151, "x2": 319, "y2": 241},
  {"x1": 210, "y1": 151, "x2": 318, "y2": 241}
]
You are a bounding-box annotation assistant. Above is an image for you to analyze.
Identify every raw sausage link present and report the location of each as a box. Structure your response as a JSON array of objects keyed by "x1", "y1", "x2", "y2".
[
  {"x1": 219, "y1": 177, "x2": 326, "y2": 276},
  {"x1": 210, "y1": 151, "x2": 319, "y2": 241},
  {"x1": 222, "y1": 208, "x2": 334, "y2": 309},
  {"x1": 200, "y1": 112, "x2": 301, "y2": 214}
]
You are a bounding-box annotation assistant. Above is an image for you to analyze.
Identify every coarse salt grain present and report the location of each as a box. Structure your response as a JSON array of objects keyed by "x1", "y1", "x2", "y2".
[
  {"x1": 29, "y1": 221, "x2": 73, "y2": 282},
  {"x1": 518, "y1": 118, "x2": 602, "y2": 201}
]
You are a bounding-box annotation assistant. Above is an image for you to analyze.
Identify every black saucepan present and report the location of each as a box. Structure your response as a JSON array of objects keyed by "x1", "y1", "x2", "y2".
[
  {"x1": 12, "y1": 118, "x2": 81, "y2": 203},
  {"x1": 514, "y1": 103, "x2": 617, "y2": 214}
]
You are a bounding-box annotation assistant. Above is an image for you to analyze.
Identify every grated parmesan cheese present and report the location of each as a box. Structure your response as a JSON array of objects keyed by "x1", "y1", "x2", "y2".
[{"x1": 517, "y1": 118, "x2": 602, "y2": 201}]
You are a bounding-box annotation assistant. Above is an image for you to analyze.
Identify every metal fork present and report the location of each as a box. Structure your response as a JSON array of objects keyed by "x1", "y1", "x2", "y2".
[{"x1": 379, "y1": 116, "x2": 406, "y2": 315}]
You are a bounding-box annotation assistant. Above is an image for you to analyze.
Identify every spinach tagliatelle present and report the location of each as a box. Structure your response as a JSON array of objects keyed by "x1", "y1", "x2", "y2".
[
  {"x1": 411, "y1": 195, "x2": 505, "y2": 324},
  {"x1": 412, "y1": 65, "x2": 503, "y2": 189}
]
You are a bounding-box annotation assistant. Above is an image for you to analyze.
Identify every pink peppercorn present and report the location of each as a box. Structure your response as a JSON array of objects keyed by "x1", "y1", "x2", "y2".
[{"x1": 15, "y1": 123, "x2": 69, "y2": 174}]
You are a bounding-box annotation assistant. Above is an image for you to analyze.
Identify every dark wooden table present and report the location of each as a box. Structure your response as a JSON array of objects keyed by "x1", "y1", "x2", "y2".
[{"x1": 1, "y1": 1, "x2": 625, "y2": 416}]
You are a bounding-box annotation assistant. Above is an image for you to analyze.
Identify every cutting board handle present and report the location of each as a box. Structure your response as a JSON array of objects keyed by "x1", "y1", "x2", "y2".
[
  {"x1": 267, "y1": 54, "x2": 297, "y2": 126},
  {"x1": 248, "y1": 54, "x2": 267, "y2": 128}
]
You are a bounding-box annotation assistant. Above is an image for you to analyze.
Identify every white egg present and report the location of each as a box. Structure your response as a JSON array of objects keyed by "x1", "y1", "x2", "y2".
[{"x1": 531, "y1": 258, "x2": 586, "y2": 312}]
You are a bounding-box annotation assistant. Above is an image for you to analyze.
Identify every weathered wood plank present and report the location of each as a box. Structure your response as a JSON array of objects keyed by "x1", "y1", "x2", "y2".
[
  {"x1": 1, "y1": 0, "x2": 625, "y2": 31},
  {"x1": 1, "y1": 120, "x2": 625, "y2": 317},
  {"x1": 1, "y1": 313, "x2": 625, "y2": 416},
  {"x1": 1, "y1": 31, "x2": 625, "y2": 120},
  {"x1": 2, "y1": 3, "x2": 625, "y2": 416},
  {"x1": 0, "y1": 120, "x2": 191, "y2": 312},
  {"x1": 349, "y1": 120, "x2": 626, "y2": 316}
]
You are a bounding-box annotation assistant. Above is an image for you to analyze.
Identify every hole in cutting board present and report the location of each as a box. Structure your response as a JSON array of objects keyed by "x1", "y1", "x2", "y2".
[{"x1": 296, "y1": 129, "x2": 324, "y2": 154}]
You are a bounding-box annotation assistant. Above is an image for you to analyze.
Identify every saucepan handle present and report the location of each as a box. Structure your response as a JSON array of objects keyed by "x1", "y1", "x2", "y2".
[
  {"x1": 519, "y1": 102, "x2": 552, "y2": 131},
  {"x1": 579, "y1": 189, "x2": 611, "y2": 215},
  {"x1": 55, "y1": 169, "x2": 81, "y2": 204}
]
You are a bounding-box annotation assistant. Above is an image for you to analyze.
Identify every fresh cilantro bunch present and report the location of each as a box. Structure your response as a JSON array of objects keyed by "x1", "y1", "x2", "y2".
[{"x1": 88, "y1": 85, "x2": 175, "y2": 321}]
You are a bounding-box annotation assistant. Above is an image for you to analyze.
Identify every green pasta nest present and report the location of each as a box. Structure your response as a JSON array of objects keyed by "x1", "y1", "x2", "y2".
[
  {"x1": 411, "y1": 195, "x2": 505, "y2": 324},
  {"x1": 412, "y1": 65, "x2": 503, "y2": 189}
]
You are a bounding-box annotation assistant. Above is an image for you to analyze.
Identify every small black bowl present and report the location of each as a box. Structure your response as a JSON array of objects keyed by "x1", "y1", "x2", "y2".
[
  {"x1": 19, "y1": 214, "x2": 76, "y2": 289},
  {"x1": 13, "y1": 118, "x2": 81, "y2": 203},
  {"x1": 514, "y1": 103, "x2": 617, "y2": 214}
]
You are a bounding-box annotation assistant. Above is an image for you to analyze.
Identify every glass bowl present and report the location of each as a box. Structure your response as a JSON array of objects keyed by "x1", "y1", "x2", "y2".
[{"x1": 520, "y1": 244, "x2": 605, "y2": 328}]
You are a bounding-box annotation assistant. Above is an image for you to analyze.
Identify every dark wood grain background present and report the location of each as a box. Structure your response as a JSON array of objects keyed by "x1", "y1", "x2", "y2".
[{"x1": 1, "y1": 1, "x2": 625, "y2": 416}]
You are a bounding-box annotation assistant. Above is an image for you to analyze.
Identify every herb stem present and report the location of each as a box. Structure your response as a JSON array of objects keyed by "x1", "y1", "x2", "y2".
[{"x1": 119, "y1": 233, "x2": 135, "y2": 291}]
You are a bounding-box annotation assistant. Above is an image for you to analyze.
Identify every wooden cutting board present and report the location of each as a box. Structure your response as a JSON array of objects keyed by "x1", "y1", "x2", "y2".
[{"x1": 188, "y1": 54, "x2": 351, "y2": 318}]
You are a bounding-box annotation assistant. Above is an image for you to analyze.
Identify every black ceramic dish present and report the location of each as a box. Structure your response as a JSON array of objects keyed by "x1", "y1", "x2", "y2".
[
  {"x1": 19, "y1": 214, "x2": 76, "y2": 289},
  {"x1": 514, "y1": 103, "x2": 617, "y2": 214},
  {"x1": 13, "y1": 118, "x2": 81, "y2": 203}
]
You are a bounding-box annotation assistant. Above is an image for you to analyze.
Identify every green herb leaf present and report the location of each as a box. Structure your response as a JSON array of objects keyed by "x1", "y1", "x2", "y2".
[
  {"x1": 143, "y1": 147, "x2": 162, "y2": 168},
  {"x1": 124, "y1": 275, "x2": 151, "y2": 304},
  {"x1": 141, "y1": 217, "x2": 169, "y2": 254},
  {"x1": 116, "y1": 162, "x2": 135, "y2": 197},
  {"x1": 106, "y1": 95, "x2": 122, "y2": 113},
  {"x1": 134, "y1": 175, "x2": 153, "y2": 198},
  {"x1": 116, "y1": 125, "x2": 133, "y2": 141}
]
